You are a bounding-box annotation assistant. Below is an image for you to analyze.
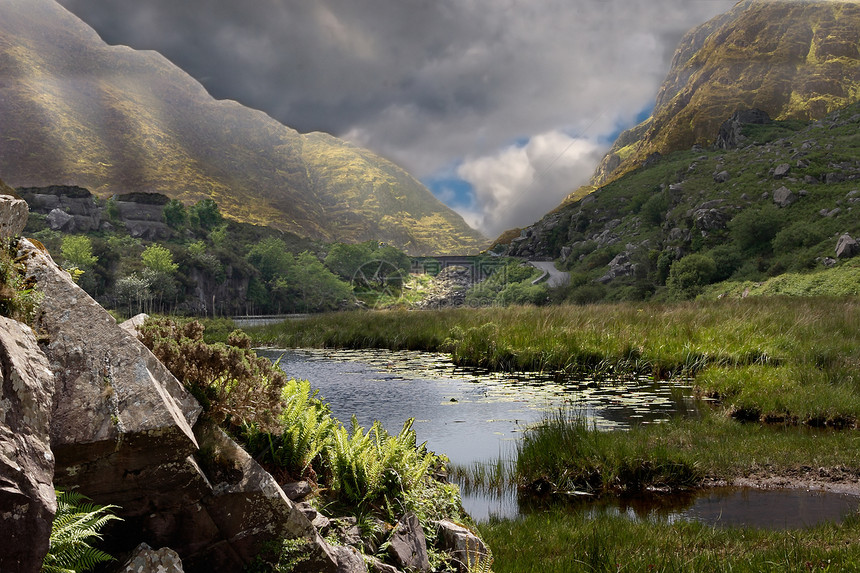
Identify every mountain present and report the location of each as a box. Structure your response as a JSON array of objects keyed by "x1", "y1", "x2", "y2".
[
  {"x1": 0, "y1": 0, "x2": 486, "y2": 255},
  {"x1": 500, "y1": 0, "x2": 860, "y2": 301},
  {"x1": 591, "y1": 0, "x2": 860, "y2": 187}
]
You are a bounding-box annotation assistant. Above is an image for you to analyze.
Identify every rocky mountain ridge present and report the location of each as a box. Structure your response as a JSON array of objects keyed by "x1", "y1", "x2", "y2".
[
  {"x1": 589, "y1": 0, "x2": 860, "y2": 188},
  {"x1": 0, "y1": 0, "x2": 486, "y2": 255}
]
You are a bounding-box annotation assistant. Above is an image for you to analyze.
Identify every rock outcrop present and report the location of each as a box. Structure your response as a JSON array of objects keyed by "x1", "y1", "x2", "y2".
[
  {"x1": 0, "y1": 316, "x2": 56, "y2": 573},
  {"x1": 14, "y1": 239, "x2": 339, "y2": 573},
  {"x1": 18, "y1": 186, "x2": 103, "y2": 233},
  {"x1": 0, "y1": 193, "x2": 28, "y2": 237}
]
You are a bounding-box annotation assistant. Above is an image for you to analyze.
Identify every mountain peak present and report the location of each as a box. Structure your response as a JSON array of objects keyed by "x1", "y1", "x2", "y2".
[
  {"x1": 591, "y1": 0, "x2": 860, "y2": 186},
  {"x1": 0, "y1": 0, "x2": 486, "y2": 254}
]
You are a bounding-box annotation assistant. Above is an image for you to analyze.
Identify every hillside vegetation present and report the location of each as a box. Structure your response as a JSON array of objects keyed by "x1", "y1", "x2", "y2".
[{"x1": 507, "y1": 99, "x2": 860, "y2": 303}]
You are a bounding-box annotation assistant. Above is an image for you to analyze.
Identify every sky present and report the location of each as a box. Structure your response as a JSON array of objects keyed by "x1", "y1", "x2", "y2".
[{"x1": 56, "y1": 0, "x2": 739, "y2": 238}]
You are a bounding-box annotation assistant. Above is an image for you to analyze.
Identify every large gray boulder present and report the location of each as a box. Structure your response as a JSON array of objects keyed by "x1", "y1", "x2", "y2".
[
  {"x1": 19, "y1": 239, "x2": 201, "y2": 493},
  {"x1": 836, "y1": 234, "x2": 859, "y2": 259},
  {"x1": 19, "y1": 239, "x2": 338, "y2": 572},
  {"x1": 0, "y1": 194, "x2": 28, "y2": 237},
  {"x1": 0, "y1": 316, "x2": 56, "y2": 573}
]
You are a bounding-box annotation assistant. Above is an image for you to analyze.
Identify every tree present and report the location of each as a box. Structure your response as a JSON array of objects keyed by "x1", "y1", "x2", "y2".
[
  {"x1": 163, "y1": 199, "x2": 188, "y2": 229},
  {"x1": 142, "y1": 244, "x2": 179, "y2": 274},
  {"x1": 61, "y1": 235, "x2": 97, "y2": 269},
  {"x1": 189, "y1": 198, "x2": 223, "y2": 231},
  {"x1": 666, "y1": 254, "x2": 716, "y2": 300}
]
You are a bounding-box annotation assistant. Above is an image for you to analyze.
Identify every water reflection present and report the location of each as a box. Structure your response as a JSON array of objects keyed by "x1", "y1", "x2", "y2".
[
  {"x1": 520, "y1": 487, "x2": 860, "y2": 530},
  {"x1": 258, "y1": 347, "x2": 697, "y2": 520}
]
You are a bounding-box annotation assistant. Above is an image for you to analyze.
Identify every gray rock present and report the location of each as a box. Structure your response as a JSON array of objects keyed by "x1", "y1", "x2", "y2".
[
  {"x1": 331, "y1": 544, "x2": 369, "y2": 573},
  {"x1": 367, "y1": 556, "x2": 403, "y2": 573},
  {"x1": 820, "y1": 257, "x2": 838, "y2": 267},
  {"x1": 820, "y1": 208, "x2": 842, "y2": 218},
  {"x1": 119, "y1": 312, "x2": 150, "y2": 336},
  {"x1": 826, "y1": 172, "x2": 847, "y2": 185},
  {"x1": 179, "y1": 421, "x2": 339, "y2": 573},
  {"x1": 18, "y1": 186, "x2": 102, "y2": 232},
  {"x1": 120, "y1": 543, "x2": 184, "y2": 572},
  {"x1": 327, "y1": 517, "x2": 363, "y2": 548},
  {"x1": 0, "y1": 316, "x2": 56, "y2": 573},
  {"x1": 296, "y1": 501, "x2": 331, "y2": 531},
  {"x1": 836, "y1": 234, "x2": 858, "y2": 259},
  {"x1": 773, "y1": 163, "x2": 791, "y2": 178},
  {"x1": 598, "y1": 251, "x2": 637, "y2": 284},
  {"x1": 805, "y1": 175, "x2": 820, "y2": 184},
  {"x1": 715, "y1": 109, "x2": 771, "y2": 149},
  {"x1": 772, "y1": 186, "x2": 796, "y2": 208},
  {"x1": 693, "y1": 208, "x2": 730, "y2": 232},
  {"x1": 713, "y1": 170, "x2": 731, "y2": 183},
  {"x1": 283, "y1": 480, "x2": 313, "y2": 501},
  {"x1": 0, "y1": 194, "x2": 28, "y2": 238},
  {"x1": 386, "y1": 513, "x2": 430, "y2": 573},
  {"x1": 19, "y1": 239, "x2": 201, "y2": 491},
  {"x1": 46, "y1": 207, "x2": 74, "y2": 231},
  {"x1": 435, "y1": 520, "x2": 490, "y2": 573}
]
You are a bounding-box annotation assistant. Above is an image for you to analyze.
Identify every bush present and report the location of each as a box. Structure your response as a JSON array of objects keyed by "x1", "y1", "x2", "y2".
[
  {"x1": 139, "y1": 317, "x2": 287, "y2": 432},
  {"x1": 729, "y1": 205, "x2": 784, "y2": 253},
  {"x1": 666, "y1": 254, "x2": 716, "y2": 300}
]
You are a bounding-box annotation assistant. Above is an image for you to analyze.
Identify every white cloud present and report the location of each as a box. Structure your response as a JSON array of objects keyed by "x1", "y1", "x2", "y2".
[{"x1": 457, "y1": 131, "x2": 605, "y2": 237}]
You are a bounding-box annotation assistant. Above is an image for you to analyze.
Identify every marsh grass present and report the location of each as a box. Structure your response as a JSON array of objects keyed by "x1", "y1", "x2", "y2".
[
  {"x1": 478, "y1": 509, "x2": 860, "y2": 573},
  {"x1": 506, "y1": 409, "x2": 860, "y2": 497},
  {"x1": 249, "y1": 298, "x2": 860, "y2": 425}
]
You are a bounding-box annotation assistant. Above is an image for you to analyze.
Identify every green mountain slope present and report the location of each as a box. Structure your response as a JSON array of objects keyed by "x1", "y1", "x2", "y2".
[
  {"x1": 592, "y1": 0, "x2": 860, "y2": 187},
  {"x1": 0, "y1": 0, "x2": 486, "y2": 255},
  {"x1": 505, "y1": 98, "x2": 860, "y2": 302}
]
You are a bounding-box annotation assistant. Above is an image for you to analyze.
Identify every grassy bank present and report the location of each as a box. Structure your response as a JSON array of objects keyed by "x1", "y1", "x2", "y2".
[
  {"x1": 478, "y1": 508, "x2": 860, "y2": 573},
  {"x1": 249, "y1": 298, "x2": 860, "y2": 425},
  {"x1": 509, "y1": 410, "x2": 860, "y2": 495}
]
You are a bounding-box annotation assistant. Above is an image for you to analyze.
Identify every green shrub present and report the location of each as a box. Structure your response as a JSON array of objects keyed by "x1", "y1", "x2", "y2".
[
  {"x1": 666, "y1": 254, "x2": 716, "y2": 300},
  {"x1": 139, "y1": 317, "x2": 287, "y2": 432}
]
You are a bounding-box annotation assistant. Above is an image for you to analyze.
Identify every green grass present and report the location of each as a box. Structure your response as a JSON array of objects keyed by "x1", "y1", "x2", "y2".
[
  {"x1": 479, "y1": 508, "x2": 860, "y2": 573},
  {"x1": 249, "y1": 298, "x2": 860, "y2": 425},
  {"x1": 511, "y1": 411, "x2": 860, "y2": 495}
]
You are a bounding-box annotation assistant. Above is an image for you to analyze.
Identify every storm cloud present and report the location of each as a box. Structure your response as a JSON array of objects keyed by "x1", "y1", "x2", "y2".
[{"x1": 56, "y1": 0, "x2": 738, "y2": 236}]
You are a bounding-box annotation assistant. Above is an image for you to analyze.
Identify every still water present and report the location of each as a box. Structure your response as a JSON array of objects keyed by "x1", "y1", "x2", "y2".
[
  {"x1": 259, "y1": 347, "x2": 694, "y2": 519},
  {"x1": 260, "y1": 348, "x2": 860, "y2": 527}
]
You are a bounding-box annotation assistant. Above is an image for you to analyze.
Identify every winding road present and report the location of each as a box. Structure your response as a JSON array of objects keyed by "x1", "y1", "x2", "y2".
[{"x1": 528, "y1": 260, "x2": 570, "y2": 287}]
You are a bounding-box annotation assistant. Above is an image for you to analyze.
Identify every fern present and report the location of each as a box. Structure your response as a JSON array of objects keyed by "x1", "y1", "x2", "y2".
[{"x1": 42, "y1": 490, "x2": 121, "y2": 573}]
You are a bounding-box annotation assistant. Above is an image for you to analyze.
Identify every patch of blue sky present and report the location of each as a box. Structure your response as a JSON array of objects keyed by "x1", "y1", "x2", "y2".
[{"x1": 423, "y1": 170, "x2": 475, "y2": 209}]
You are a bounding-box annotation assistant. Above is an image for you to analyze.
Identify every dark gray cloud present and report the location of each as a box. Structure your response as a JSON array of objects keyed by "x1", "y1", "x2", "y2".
[{"x1": 56, "y1": 0, "x2": 738, "y2": 235}]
